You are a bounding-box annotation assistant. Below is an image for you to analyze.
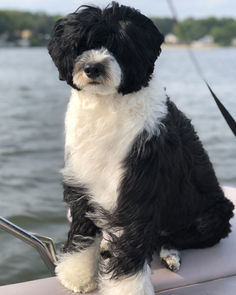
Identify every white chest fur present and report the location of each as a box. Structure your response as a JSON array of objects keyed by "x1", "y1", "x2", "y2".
[{"x1": 62, "y1": 80, "x2": 167, "y2": 211}]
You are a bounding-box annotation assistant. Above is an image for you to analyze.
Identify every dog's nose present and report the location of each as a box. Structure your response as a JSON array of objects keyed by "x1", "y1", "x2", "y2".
[{"x1": 84, "y1": 63, "x2": 105, "y2": 79}]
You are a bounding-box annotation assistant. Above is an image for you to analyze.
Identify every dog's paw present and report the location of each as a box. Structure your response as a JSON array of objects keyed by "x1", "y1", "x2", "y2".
[
  {"x1": 160, "y1": 247, "x2": 181, "y2": 272},
  {"x1": 56, "y1": 259, "x2": 98, "y2": 293},
  {"x1": 56, "y1": 249, "x2": 99, "y2": 293},
  {"x1": 60, "y1": 277, "x2": 97, "y2": 293}
]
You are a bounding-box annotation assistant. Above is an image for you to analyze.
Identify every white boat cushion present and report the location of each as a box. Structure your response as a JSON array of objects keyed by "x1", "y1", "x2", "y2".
[{"x1": 159, "y1": 276, "x2": 236, "y2": 295}]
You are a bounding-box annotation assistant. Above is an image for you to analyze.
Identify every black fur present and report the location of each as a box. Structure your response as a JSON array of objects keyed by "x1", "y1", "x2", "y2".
[
  {"x1": 97, "y1": 99, "x2": 234, "y2": 278},
  {"x1": 63, "y1": 184, "x2": 100, "y2": 252},
  {"x1": 48, "y1": 2, "x2": 164, "y2": 94}
]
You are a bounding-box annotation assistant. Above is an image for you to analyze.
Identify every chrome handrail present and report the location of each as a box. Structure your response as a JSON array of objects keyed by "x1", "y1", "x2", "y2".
[
  {"x1": 31, "y1": 233, "x2": 57, "y2": 264},
  {"x1": 0, "y1": 216, "x2": 57, "y2": 275}
]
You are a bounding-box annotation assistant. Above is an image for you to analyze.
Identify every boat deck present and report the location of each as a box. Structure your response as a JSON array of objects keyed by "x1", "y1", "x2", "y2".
[{"x1": 1, "y1": 187, "x2": 236, "y2": 294}]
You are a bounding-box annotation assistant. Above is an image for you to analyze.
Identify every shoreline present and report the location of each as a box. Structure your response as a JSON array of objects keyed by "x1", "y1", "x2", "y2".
[{"x1": 163, "y1": 44, "x2": 221, "y2": 49}]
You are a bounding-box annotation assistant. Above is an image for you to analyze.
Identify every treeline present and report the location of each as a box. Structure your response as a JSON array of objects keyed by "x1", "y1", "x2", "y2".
[
  {"x1": 0, "y1": 10, "x2": 236, "y2": 46},
  {"x1": 0, "y1": 10, "x2": 61, "y2": 46},
  {"x1": 153, "y1": 17, "x2": 236, "y2": 46}
]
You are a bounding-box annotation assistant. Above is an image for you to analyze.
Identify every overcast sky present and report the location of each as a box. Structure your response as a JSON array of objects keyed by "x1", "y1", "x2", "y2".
[{"x1": 0, "y1": 0, "x2": 235, "y2": 19}]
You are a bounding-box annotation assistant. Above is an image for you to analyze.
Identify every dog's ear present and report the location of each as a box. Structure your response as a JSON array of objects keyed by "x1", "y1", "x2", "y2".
[
  {"x1": 48, "y1": 16, "x2": 79, "y2": 88},
  {"x1": 143, "y1": 18, "x2": 164, "y2": 61},
  {"x1": 113, "y1": 8, "x2": 164, "y2": 94}
]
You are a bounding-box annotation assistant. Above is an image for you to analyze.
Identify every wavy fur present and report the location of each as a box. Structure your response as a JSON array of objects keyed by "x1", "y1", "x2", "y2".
[{"x1": 48, "y1": 2, "x2": 234, "y2": 294}]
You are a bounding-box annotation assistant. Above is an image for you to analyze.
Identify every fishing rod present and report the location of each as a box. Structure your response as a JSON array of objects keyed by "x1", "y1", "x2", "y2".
[{"x1": 166, "y1": 0, "x2": 236, "y2": 137}]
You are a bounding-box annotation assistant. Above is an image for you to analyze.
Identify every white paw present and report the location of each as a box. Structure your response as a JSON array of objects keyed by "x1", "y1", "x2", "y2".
[
  {"x1": 59, "y1": 276, "x2": 97, "y2": 293},
  {"x1": 56, "y1": 255, "x2": 98, "y2": 293},
  {"x1": 56, "y1": 243, "x2": 100, "y2": 293},
  {"x1": 160, "y1": 247, "x2": 181, "y2": 272}
]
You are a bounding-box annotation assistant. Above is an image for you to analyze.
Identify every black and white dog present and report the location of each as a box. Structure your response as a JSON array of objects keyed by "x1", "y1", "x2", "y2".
[{"x1": 48, "y1": 2, "x2": 234, "y2": 294}]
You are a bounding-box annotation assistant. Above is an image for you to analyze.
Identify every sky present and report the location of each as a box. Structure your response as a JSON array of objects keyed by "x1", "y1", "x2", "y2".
[{"x1": 0, "y1": 0, "x2": 236, "y2": 19}]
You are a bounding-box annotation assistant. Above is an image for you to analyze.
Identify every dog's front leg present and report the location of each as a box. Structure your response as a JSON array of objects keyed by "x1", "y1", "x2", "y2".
[
  {"x1": 99, "y1": 230, "x2": 154, "y2": 295},
  {"x1": 56, "y1": 184, "x2": 101, "y2": 293},
  {"x1": 56, "y1": 235, "x2": 101, "y2": 293}
]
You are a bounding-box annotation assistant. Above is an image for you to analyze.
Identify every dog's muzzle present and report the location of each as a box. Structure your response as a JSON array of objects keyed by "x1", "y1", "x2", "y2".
[{"x1": 84, "y1": 63, "x2": 105, "y2": 80}]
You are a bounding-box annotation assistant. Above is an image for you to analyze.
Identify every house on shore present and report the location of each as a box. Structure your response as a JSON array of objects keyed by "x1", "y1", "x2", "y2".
[
  {"x1": 191, "y1": 35, "x2": 215, "y2": 48},
  {"x1": 165, "y1": 33, "x2": 179, "y2": 45}
]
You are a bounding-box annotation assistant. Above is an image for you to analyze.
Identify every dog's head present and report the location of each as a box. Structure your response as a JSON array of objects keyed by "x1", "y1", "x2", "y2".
[{"x1": 48, "y1": 2, "x2": 164, "y2": 95}]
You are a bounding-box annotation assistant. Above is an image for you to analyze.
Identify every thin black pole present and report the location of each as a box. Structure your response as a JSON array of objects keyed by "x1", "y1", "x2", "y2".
[{"x1": 166, "y1": 0, "x2": 236, "y2": 137}]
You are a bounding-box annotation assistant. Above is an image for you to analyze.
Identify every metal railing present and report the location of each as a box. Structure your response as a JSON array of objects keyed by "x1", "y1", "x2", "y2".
[{"x1": 0, "y1": 216, "x2": 57, "y2": 275}]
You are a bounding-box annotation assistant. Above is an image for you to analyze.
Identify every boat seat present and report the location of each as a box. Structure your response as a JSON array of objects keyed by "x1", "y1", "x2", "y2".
[{"x1": 1, "y1": 186, "x2": 236, "y2": 295}]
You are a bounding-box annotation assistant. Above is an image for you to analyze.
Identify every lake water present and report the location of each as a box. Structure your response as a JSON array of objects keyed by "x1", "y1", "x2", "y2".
[{"x1": 0, "y1": 47, "x2": 236, "y2": 285}]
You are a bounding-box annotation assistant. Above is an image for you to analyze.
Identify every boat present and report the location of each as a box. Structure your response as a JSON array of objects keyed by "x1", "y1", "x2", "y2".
[{"x1": 0, "y1": 186, "x2": 235, "y2": 295}]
